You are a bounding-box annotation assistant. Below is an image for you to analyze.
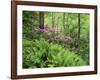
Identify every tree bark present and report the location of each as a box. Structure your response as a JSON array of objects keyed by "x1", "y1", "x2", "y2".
[
  {"x1": 66, "y1": 13, "x2": 69, "y2": 36},
  {"x1": 52, "y1": 13, "x2": 55, "y2": 27},
  {"x1": 63, "y1": 13, "x2": 66, "y2": 34},
  {"x1": 77, "y1": 13, "x2": 80, "y2": 53},
  {"x1": 39, "y1": 12, "x2": 44, "y2": 29},
  {"x1": 78, "y1": 13, "x2": 80, "y2": 40}
]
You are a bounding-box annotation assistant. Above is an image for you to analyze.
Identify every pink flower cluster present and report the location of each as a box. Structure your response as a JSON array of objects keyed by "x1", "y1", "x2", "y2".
[
  {"x1": 35, "y1": 25, "x2": 72, "y2": 42},
  {"x1": 63, "y1": 36, "x2": 72, "y2": 42},
  {"x1": 38, "y1": 25, "x2": 57, "y2": 33}
]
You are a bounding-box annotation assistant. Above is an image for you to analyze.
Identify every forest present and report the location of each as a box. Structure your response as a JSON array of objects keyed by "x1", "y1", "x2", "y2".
[{"x1": 22, "y1": 11, "x2": 90, "y2": 68}]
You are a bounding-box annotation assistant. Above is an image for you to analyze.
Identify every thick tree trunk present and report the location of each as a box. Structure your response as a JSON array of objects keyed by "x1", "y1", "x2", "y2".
[{"x1": 39, "y1": 12, "x2": 44, "y2": 29}]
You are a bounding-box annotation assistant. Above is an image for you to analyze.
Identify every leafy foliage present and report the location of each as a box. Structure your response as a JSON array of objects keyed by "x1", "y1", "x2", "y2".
[
  {"x1": 22, "y1": 11, "x2": 90, "y2": 68},
  {"x1": 23, "y1": 39, "x2": 86, "y2": 68}
]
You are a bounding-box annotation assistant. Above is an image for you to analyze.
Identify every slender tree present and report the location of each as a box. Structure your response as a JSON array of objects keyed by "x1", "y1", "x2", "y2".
[
  {"x1": 52, "y1": 12, "x2": 55, "y2": 27},
  {"x1": 77, "y1": 13, "x2": 80, "y2": 53},
  {"x1": 63, "y1": 13, "x2": 66, "y2": 34},
  {"x1": 66, "y1": 13, "x2": 69, "y2": 36},
  {"x1": 57, "y1": 16, "x2": 59, "y2": 31},
  {"x1": 39, "y1": 12, "x2": 44, "y2": 29},
  {"x1": 78, "y1": 13, "x2": 80, "y2": 40}
]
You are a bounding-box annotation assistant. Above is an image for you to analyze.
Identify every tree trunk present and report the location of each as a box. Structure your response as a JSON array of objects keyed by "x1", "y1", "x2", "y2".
[
  {"x1": 77, "y1": 13, "x2": 80, "y2": 53},
  {"x1": 57, "y1": 17, "x2": 59, "y2": 31},
  {"x1": 78, "y1": 13, "x2": 80, "y2": 40},
  {"x1": 39, "y1": 12, "x2": 44, "y2": 29},
  {"x1": 63, "y1": 13, "x2": 66, "y2": 34},
  {"x1": 66, "y1": 13, "x2": 69, "y2": 36},
  {"x1": 52, "y1": 13, "x2": 55, "y2": 27}
]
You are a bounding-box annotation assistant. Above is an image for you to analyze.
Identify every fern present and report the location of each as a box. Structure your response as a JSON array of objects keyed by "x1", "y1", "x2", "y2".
[{"x1": 23, "y1": 39, "x2": 86, "y2": 68}]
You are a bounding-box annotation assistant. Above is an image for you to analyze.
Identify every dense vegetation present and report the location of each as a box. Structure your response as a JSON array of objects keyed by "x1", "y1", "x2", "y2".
[{"x1": 23, "y1": 11, "x2": 90, "y2": 68}]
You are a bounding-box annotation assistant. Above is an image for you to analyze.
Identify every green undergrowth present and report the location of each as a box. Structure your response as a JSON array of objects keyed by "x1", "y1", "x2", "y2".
[{"x1": 23, "y1": 38, "x2": 86, "y2": 68}]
